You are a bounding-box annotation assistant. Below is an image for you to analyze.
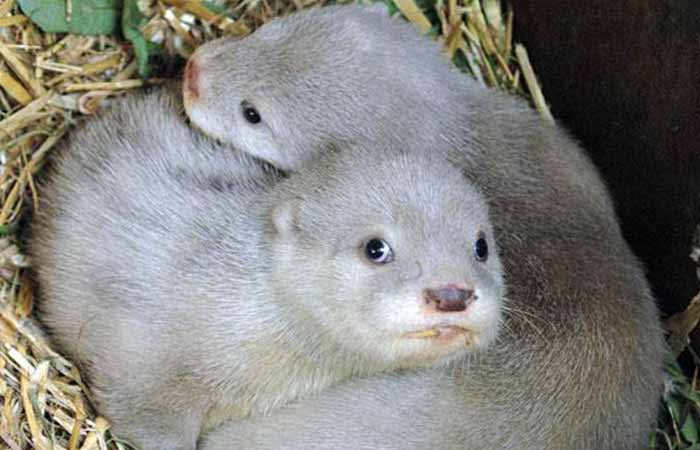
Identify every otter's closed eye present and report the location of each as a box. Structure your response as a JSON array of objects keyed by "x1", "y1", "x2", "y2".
[
  {"x1": 474, "y1": 232, "x2": 488, "y2": 262},
  {"x1": 364, "y1": 238, "x2": 394, "y2": 265},
  {"x1": 241, "y1": 101, "x2": 261, "y2": 124}
]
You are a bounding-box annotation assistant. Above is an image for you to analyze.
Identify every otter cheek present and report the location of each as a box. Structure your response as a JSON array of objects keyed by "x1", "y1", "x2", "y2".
[
  {"x1": 348, "y1": 292, "x2": 401, "y2": 346},
  {"x1": 186, "y1": 105, "x2": 233, "y2": 146},
  {"x1": 370, "y1": 289, "x2": 415, "y2": 331},
  {"x1": 468, "y1": 287, "x2": 503, "y2": 349}
]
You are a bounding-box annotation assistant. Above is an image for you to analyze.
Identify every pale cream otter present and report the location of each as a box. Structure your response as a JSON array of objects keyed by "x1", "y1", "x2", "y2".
[
  {"x1": 184, "y1": 5, "x2": 666, "y2": 450},
  {"x1": 28, "y1": 87, "x2": 505, "y2": 450}
]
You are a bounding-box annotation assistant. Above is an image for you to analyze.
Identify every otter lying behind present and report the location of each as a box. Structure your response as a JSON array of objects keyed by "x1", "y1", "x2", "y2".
[{"x1": 184, "y1": 5, "x2": 666, "y2": 449}]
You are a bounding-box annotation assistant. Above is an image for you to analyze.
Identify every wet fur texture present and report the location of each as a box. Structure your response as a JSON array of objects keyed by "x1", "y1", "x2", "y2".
[
  {"x1": 27, "y1": 86, "x2": 504, "y2": 450},
  {"x1": 186, "y1": 5, "x2": 667, "y2": 450}
]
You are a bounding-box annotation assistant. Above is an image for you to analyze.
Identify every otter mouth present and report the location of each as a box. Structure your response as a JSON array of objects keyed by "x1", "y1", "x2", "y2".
[{"x1": 402, "y1": 326, "x2": 474, "y2": 345}]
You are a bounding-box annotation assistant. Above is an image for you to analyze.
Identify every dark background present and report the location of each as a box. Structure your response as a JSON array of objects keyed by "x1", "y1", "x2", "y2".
[{"x1": 512, "y1": 0, "x2": 700, "y2": 347}]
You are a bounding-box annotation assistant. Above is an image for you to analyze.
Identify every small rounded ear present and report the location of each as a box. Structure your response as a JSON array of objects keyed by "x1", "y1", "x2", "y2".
[{"x1": 272, "y1": 199, "x2": 302, "y2": 238}]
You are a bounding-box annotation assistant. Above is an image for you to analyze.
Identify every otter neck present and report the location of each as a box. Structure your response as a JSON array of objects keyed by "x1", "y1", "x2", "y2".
[
  {"x1": 207, "y1": 292, "x2": 365, "y2": 421},
  {"x1": 204, "y1": 203, "x2": 365, "y2": 420}
]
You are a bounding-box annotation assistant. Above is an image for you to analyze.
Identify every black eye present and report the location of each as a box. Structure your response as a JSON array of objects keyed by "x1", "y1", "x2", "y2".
[
  {"x1": 364, "y1": 238, "x2": 393, "y2": 265},
  {"x1": 474, "y1": 234, "x2": 488, "y2": 262},
  {"x1": 241, "y1": 101, "x2": 261, "y2": 124}
]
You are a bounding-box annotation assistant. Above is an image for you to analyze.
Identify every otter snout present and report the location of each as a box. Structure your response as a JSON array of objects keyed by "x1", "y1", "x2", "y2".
[
  {"x1": 423, "y1": 286, "x2": 476, "y2": 312},
  {"x1": 183, "y1": 56, "x2": 201, "y2": 101}
]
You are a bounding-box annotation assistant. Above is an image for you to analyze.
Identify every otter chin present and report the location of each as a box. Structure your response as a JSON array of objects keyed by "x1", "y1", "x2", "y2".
[
  {"x1": 400, "y1": 326, "x2": 476, "y2": 360},
  {"x1": 386, "y1": 328, "x2": 479, "y2": 369},
  {"x1": 396, "y1": 325, "x2": 480, "y2": 357}
]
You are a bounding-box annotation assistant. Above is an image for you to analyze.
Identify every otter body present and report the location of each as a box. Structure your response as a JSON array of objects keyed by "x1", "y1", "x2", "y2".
[
  {"x1": 515, "y1": 0, "x2": 700, "y2": 321},
  {"x1": 29, "y1": 87, "x2": 505, "y2": 450},
  {"x1": 185, "y1": 6, "x2": 666, "y2": 449}
]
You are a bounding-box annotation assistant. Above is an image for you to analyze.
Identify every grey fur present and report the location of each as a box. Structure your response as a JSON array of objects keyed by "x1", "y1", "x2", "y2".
[
  {"x1": 28, "y1": 86, "x2": 504, "y2": 450},
  {"x1": 186, "y1": 5, "x2": 667, "y2": 450}
]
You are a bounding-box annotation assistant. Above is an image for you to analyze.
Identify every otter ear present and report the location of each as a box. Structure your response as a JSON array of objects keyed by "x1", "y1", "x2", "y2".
[{"x1": 272, "y1": 199, "x2": 302, "y2": 238}]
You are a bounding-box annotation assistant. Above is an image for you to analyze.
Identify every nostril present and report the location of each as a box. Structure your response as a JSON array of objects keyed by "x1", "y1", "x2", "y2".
[
  {"x1": 436, "y1": 297, "x2": 466, "y2": 312},
  {"x1": 184, "y1": 57, "x2": 200, "y2": 100},
  {"x1": 438, "y1": 288, "x2": 463, "y2": 302},
  {"x1": 423, "y1": 287, "x2": 475, "y2": 312}
]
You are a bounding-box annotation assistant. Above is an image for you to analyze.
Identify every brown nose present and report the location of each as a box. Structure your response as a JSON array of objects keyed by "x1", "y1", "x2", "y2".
[
  {"x1": 184, "y1": 57, "x2": 200, "y2": 100},
  {"x1": 423, "y1": 286, "x2": 475, "y2": 312}
]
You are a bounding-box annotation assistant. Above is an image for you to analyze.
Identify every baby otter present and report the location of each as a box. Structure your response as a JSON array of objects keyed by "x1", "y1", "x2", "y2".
[
  {"x1": 183, "y1": 5, "x2": 666, "y2": 449},
  {"x1": 28, "y1": 87, "x2": 504, "y2": 450}
]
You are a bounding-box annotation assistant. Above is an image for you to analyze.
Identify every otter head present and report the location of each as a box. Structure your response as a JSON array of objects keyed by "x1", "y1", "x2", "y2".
[
  {"x1": 267, "y1": 148, "x2": 505, "y2": 371},
  {"x1": 183, "y1": 4, "x2": 451, "y2": 171}
]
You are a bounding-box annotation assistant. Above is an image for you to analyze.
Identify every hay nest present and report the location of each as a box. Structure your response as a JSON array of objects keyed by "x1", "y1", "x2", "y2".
[{"x1": 0, "y1": 0, "x2": 694, "y2": 448}]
